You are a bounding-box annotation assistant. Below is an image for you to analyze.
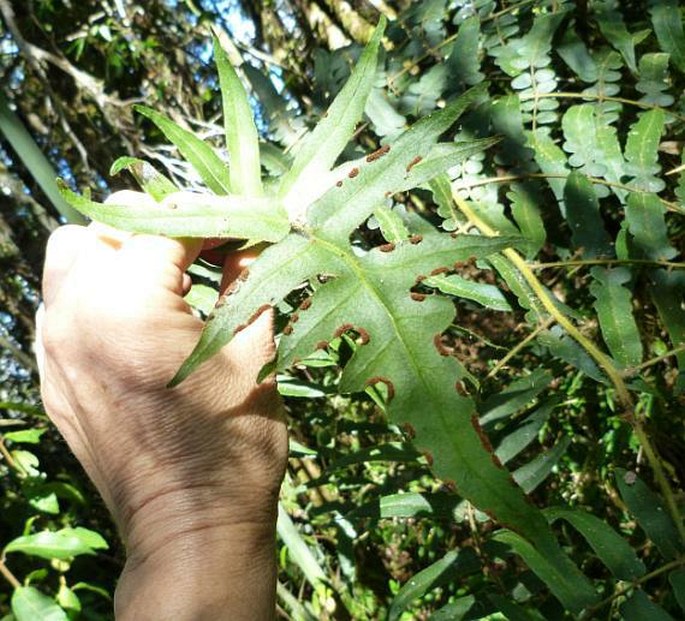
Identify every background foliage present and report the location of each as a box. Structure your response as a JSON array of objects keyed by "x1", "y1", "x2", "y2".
[{"x1": 1, "y1": 0, "x2": 684, "y2": 619}]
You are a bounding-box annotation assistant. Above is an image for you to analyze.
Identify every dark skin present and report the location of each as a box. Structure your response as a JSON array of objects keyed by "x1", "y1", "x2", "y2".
[{"x1": 36, "y1": 192, "x2": 287, "y2": 620}]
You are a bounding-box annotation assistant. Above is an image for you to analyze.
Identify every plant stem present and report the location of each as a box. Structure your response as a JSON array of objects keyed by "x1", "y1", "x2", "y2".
[
  {"x1": 530, "y1": 258, "x2": 685, "y2": 271},
  {"x1": 0, "y1": 435, "x2": 17, "y2": 471},
  {"x1": 451, "y1": 187, "x2": 685, "y2": 545},
  {"x1": 0, "y1": 558, "x2": 21, "y2": 589},
  {"x1": 486, "y1": 316, "x2": 555, "y2": 379},
  {"x1": 518, "y1": 91, "x2": 685, "y2": 123},
  {"x1": 582, "y1": 556, "x2": 685, "y2": 617},
  {"x1": 623, "y1": 344, "x2": 685, "y2": 377},
  {"x1": 452, "y1": 172, "x2": 682, "y2": 214}
]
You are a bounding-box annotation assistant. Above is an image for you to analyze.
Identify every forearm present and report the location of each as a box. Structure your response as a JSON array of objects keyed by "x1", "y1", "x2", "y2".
[{"x1": 115, "y1": 521, "x2": 278, "y2": 621}]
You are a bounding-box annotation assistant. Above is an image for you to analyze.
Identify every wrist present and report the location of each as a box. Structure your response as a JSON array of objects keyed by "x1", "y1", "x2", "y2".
[{"x1": 116, "y1": 510, "x2": 278, "y2": 621}]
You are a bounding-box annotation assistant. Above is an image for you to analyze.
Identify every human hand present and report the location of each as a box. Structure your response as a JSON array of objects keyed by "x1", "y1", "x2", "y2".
[{"x1": 36, "y1": 192, "x2": 287, "y2": 620}]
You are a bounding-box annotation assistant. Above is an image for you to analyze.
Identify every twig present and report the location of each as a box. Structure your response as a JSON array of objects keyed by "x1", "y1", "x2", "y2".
[
  {"x1": 519, "y1": 92, "x2": 685, "y2": 123},
  {"x1": 581, "y1": 556, "x2": 685, "y2": 617},
  {"x1": 530, "y1": 258, "x2": 685, "y2": 271},
  {"x1": 486, "y1": 316, "x2": 555, "y2": 379},
  {"x1": 622, "y1": 344, "x2": 685, "y2": 377},
  {"x1": 0, "y1": 558, "x2": 21, "y2": 589},
  {"x1": 0, "y1": 434, "x2": 18, "y2": 471}
]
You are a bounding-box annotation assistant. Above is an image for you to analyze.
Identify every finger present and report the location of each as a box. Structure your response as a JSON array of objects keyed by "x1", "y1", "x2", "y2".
[
  {"x1": 121, "y1": 234, "x2": 203, "y2": 275},
  {"x1": 88, "y1": 221, "x2": 134, "y2": 250},
  {"x1": 220, "y1": 249, "x2": 261, "y2": 295},
  {"x1": 42, "y1": 225, "x2": 90, "y2": 307}
]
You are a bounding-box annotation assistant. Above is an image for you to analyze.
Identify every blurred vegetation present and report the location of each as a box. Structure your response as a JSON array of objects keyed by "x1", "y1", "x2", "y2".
[{"x1": 1, "y1": 1, "x2": 684, "y2": 619}]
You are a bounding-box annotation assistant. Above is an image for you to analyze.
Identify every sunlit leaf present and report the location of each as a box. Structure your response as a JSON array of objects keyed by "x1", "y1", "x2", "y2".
[
  {"x1": 4, "y1": 527, "x2": 108, "y2": 561},
  {"x1": 213, "y1": 37, "x2": 262, "y2": 196},
  {"x1": 11, "y1": 587, "x2": 67, "y2": 621},
  {"x1": 109, "y1": 157, "x2": 177, "y2": 201},
  {"x1": 134, "y1": 105, "x2": 231, "y2": 195},
  {"x1": 423, "y1": 273, "x2": 512, "y2": 311},
  {"x1": 59, "y1": 183, "x2": 289, "y2": 242},
  {"x1": 279, "y1": 19, "x2": 385, "y2": 203}
]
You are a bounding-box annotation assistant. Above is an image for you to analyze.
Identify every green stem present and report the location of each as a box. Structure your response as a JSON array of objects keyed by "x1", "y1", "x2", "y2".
[
  {"x1": 530, "y1": 258, "x2": 685, "y2": 271},
  {"x1": 519, "y1": 91, "x2": 685, "y2": 123},
  {"x1": 582, "y1": 556, "x2": 685, "y2": 617},
  {"x1": 623, "y1": 344, "x2": 685, "y2": 377}
]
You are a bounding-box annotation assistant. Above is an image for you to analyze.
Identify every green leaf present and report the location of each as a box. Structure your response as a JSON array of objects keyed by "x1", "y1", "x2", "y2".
[
  {"x1": 507, "y1": 182, "x2": 545, "y2": 258},
  {"x1": 636, "y1": 53, "x2": 674, "y2": 106},
  {"x1": 538, "y1": 325, "x2": 607, "y2": 384},
  {"x1": 479, "y1": 370, "x2": 552, "y2": 426},
  {"x1": 563, "y1": 105, "x2": 611, "y2": 185},
  {"x1": 429, "y1": 595, "x2": 491, "y2": 621},
  {"x1": 310, "y1": 114, "x2": 494, "y2": 241},
  {"x1": 544, "y1": 507, "x2": 646, "y2": 580},
  {"x1": 623, "y1": 109, "x2": 666, "y2": 193},
  {"x1": 649, "y1": 0, "x2": 685, "y2": 74},
  {"x1": 59, "y1": 182, "x2": 289, "y2": 242},
  {"x1": 4, "y1": 527, "x2": 108, "y2": 561},
  {"x1": 594, "y1": 1, "x2": 638, "y2": 73},
  {"x1": 620, "y1": 589, "x2": 677, "y2": 621},
  {"x1": 512, "y1": 436, "x2": 570, "y2": 493},
  {"x1": 669, "y1": 568, "x2": 685, "y2": 612},
  {"x1": 528, "y1": 129, "x2": 568, "y2": 206},
  {"x1": 616, "y1": 468, "x2": 684, "y2": 560},
  {"x1": 134, "y1": 105, "x2": 231, "y2": 195},
  {"x1": 213, "y1": 38, "x2": 262, "y2": 196},
  {"x1": 11, "y1": 587, "x2": 67, "y2": 621},
  {"x1": 495, "y1": 401, "x2": 556, "y2": 464},
  {"x1": 625, "y1": 193, "x2": 677, "y2": 260},
  {"x1": 564, "y1": 172, "x2": 612, "y2": 258},
  {"x1": 490, "y1": 96, "x2": 535, "y2": 169},
  {"x1": 11, "y1": 450, "x2": 41, "y2": 477},
  {"x1": 489, "y1": 254, "x2": 547, "y2": 321},
  {"x1": 389, "y1": 549, "x2": 480, "y2": 621},
  {"x1": 492, "y1": 530, "x2": 598, "y2": 613},
  {"x1": 372, "y1": 204, "x2": 410, "y2": 242},
  {"x1": 279, "y1": 18, "x2": 385, "y2": 202},
  {"x1": 446, "y1": 16, "x2": 484, "y2": 88},
  {"x1": 365, "y1": 86, "x2": 407, "y2": 139},
  {"x1": 649, "y1": 271, "x2": 685, "y2": 388},
  {"x1": 348, "y1": 492, "x2": 460, "y2": 520},
  {"x1": 3, "y1": 428, "x2": 46, "y2": 444},
  {"x1": 590, "y1": 267, "x2": 642, "y2": 368},
  {"x1": 276, "y1": 377, "x2": 329, "y2": 398},
  {"x1": 487, "y1": 594, "x2": 543, "y2": 621},
  {"x1": 109, "y1": 157, "x2": 178, "y2": 201},
  {"x1": 171, "y1": 233, "x2": 323, "y2": 385},
  {"x1": 56, "y1": 583, "x2": 80, "y2": 614},
  {"x1": 423, "y1": 273, "x2": 512, "y2": 311},
  {"x1": 277, "y1": 503, "x2": 328, "y2": 590}
]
